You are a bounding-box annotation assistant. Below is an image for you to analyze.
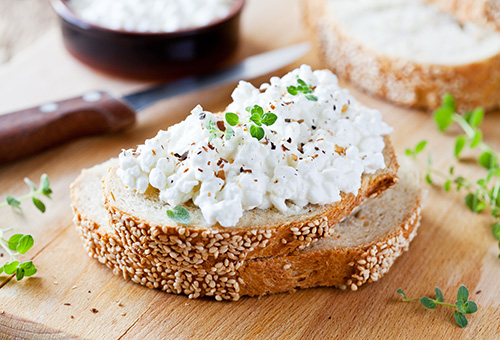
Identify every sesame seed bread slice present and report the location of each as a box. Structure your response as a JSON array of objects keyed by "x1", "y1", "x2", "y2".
[
  {"x1": 427, "y1": 0, "x2": 500, "y2": 31},
  {"x1": 71, "y1": 156, "x2": 422, "y2": 300},
  {"x1": 102, "y1": 136, "x2": 398, "y2": 270},
  {"x1": 303, "y1": 0, "x2": 500, "y2": 111}
]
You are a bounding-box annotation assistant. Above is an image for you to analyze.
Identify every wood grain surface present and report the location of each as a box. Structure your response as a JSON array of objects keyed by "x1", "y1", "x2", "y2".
[{"x1": 0, "y1": 0, "x2": 499, "y2": 339}]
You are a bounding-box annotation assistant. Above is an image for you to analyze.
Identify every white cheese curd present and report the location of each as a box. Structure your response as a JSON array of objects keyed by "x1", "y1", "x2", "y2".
[
  {"x1": 117, "y1": 65, "x2": 393, "y2": 227},
  {"x1": 68, "y1": 0, "x2": 235, "y2": 33}
]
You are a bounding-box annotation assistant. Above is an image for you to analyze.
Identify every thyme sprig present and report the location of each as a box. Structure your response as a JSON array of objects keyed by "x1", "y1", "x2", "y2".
[
  {"x1": 397, "y1": 286, "x2": 478, "y2": 328},
  {"x1": 287, "y1": 77, "x2": 318, "y2": 101},
  {"x1": 406, "y1": 95, "x2": 500, "y2": 255},
  {"x1": 206, "y1": 105, "x2": 277, "y2": 143},
  {"x1": 0, "y1": 174, "x2": 52, "y2": 281}
]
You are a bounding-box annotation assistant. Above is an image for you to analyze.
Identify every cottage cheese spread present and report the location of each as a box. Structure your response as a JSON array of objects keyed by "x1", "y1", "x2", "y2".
[
  {"x1": 118, "y1": 65, "x2": 393, "y2": 227},
  {"x1": 68, "y1": 0, "x2": 235, "y2": 32}
]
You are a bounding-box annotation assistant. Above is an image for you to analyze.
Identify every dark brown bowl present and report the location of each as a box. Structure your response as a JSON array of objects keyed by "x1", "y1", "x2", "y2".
[{"x1": 51, "y1": 0, "x2": 245, "y2": 79}]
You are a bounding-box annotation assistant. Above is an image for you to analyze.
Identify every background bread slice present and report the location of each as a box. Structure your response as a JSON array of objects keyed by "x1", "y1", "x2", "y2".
[
  {"x1": 102, "y1": 136, "x2": 398, "y2": 271},
  {"x1": 427, "y1": 0, "x2": 500, "y2": 31},
  {"x1": 303, "y1": 0, "x2": 500, "y2": 111},
  {"x1": 71, "y1": 156, "x2": 422, "y2": 301}
]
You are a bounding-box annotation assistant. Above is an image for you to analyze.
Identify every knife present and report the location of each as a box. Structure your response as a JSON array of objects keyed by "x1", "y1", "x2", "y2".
[{"x1": 0, "y1": 42, "x2": 311, "y2": 163}]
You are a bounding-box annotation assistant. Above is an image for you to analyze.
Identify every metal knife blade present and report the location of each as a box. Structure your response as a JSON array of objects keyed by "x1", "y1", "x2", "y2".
[
  {"x1": 0, "y1": 42, "x2": 311, "y2": 163},
  {"x1": 124, "y1": 41, "x2": 311, "y2": 111}
]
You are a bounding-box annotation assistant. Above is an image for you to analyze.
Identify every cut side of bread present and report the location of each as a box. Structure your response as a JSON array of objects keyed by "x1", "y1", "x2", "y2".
[
  {"x1": 303, "y1": 0, "x2": 500, "y2": 111},
  {"x1": 427, "y1": 0, "x2": 500, "y2": 31},
  {"x1": 102, "y1": 136, "x2": 398, "y2": 270},
  {"x1": 71, "y1": 156, "x2": 422, "y2": 301}
]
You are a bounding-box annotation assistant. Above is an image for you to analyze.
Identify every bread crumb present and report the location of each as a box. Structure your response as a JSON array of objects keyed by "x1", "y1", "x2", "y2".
[
  {"x1": 90, "y1": 308, "x2": 99, "y2": 314},
  {"x1": 120, "y1": 312, "x2": 127, "y2": 316}
]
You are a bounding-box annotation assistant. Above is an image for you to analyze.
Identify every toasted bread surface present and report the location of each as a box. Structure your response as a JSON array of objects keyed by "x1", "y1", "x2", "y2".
[{"x1": 71, "y1": 156, "x2": 421, "y2": 300}]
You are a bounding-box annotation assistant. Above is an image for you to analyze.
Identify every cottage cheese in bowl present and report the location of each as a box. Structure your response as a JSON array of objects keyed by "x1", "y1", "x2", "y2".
[
  {"x1": 118, "y1": 65, "x2": 393, "y2": 227},
  {"x1": 67, "y1": 0, "x2": 236, "y2": 32}
]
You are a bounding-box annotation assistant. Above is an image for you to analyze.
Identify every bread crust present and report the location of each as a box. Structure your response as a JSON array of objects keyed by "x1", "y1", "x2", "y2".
[
  {"x1": 71, "y1": 158, "x2": 421, "y2": 301},
  {"x1": 303, "y1": 0, "x2": 500, "y2": 112},
  {"x1": 427, "y1": 0, "x2": 500, "y2": 31},
  {"x1": 102, "y1": 137, "x2": 398, "y2": 272}
]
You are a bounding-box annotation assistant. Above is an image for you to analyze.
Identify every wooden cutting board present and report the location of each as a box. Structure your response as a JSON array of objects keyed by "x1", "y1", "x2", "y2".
[{"x1": 0, "y1": 0, "x2": 499, "y2": 339}]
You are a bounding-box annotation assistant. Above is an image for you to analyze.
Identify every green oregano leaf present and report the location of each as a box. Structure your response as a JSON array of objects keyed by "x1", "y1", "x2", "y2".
[
  {"x1": 6, "y1": 195, "x2": 21, "y2": 209},
  {"x1": 454, "y1": 135, "x2": 467, "y2": 159},
  {"x1": 467, "y1": 108, "x2": 484, "y2": 128},
  {"x1": 420, "y1": 297, "x2": 437, "y2": 309},
  {"x1": 3, "y1": 261, "x2": 20, "y2": 275},
  {"x1": 20, "y1": 261, "x2": 37, "y2": 277},
  {"x1": 492, "y1": 222, "x2": 500, "y2": 240},
  {"x1": 396, "y1": 289, "x2": 407, "y2": 299},
  {"x1": 478, "y1": 151, "x2": 497, "y2": 169},
  {"x1": 32, "y1": 197, "x2": 46, "y2": 213},
  {"x1": 457, "y1": 285, "x2": 469, "y2": 303},
  {"x1": 250, "y1": 113, "x2": 262, "y2": 126},
  {"x1": 225, "y1": 112, "x2": 239, "y2": 126},
  {"x1": 463, "y1": 301, "x2": 478, "y2": 314},
  {"x1": 16, "y1": 235, "x2": 34, "y2": 254},
  {"x1": 261, "y1": 112, "x2": 277, "y2": 126},
  {"x1": 7, "y1": 234, "x2": 24, "y2": 251},
  {"x1": 16, "y1": 267, "x2": 24, "y2": 281},
  {"x1": 435, "y1": 287, "x2": 444, "y2": 302},
  {"x1": 470, "y1": 130, "x2": 482, "y2": 148},
  {"x1": 166, "y1": 206, "x2": 190, "y2": 225},
  {"x1": 287, "y1": 86, "x2": 298, "y2": 96},
  {"x1": 305, "y1": 94, "x2": 318, "y2": 101},
  {"x1": 454, "y1": 311, "x2": 468, "y2": 328},
  {"x1": 250, "y1": 125, "x2": 265, "y2": 141},
  {"x1": 415, "y1": 140, "x2": 427, "y2": 154}
]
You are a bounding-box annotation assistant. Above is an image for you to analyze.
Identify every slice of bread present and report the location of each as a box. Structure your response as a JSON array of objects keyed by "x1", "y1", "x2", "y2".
[
  {"x1": 427, "y1": 0, "x2": 500, "y2": 31},
  {"x1": 101, "y1": 136, "x2": 398, "y2": 270},
  {"x1": 303, "y1": 0, "x2": 500, "y2": 111},
  {"x1": 71, "y1": 157, "x2": 422, "y2": 300}
]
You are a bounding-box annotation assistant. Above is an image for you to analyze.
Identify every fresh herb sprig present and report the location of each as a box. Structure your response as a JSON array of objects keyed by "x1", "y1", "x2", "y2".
[
  {"x1": 397, "y1": 286, "x2": 478, "y2": 328},
  {"x1": 166, "y1": 205, "x2": 190, "y2": 225},
  {"x1": 406, "y1": 95, "x2": 500, "y2": 255},
  {"x1": 287, "y1": 77, "x2": 318, "y2": 101},
  {"x1": 205, "y1": 105, "x2": 277, "y2": 143},
  {"x1": 0, "y1": 174, "x2": 51, "y2": 281}
]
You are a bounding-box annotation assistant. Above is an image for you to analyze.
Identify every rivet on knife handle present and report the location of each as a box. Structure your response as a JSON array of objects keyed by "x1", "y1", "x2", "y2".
[{"x1": 0, "y1": 91, "x2": 136, "y2": 163}]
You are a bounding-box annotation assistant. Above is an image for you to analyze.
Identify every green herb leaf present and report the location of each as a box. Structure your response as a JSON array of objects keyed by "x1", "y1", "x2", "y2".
[
  {"x1": 435, "y1": 287, "x2": 444, "y2": 302},
  {"x1": 415, "y1": 140, "x2": 427, "y2": 154},
  {"x1": 250, "y1": 125, "x2": 265, "y2": 141},
  {"x1": 405, "y1": 149, "x2": 413, "y2": 156},
  {"x1": 457, "y1": 285, "x2": 469, "y2": 303},
  {"x1": 449, "y1": 166, "x2": 454, "y2": 175},
  {"x1": 470, "y1": 130, "x2": 482, "y2": 148},
  {"x1": 492, "y1": 222, "x2": 500, "y2": 240},
  {"x1": 7, "y1": 234, "x2": 24, "y2": 251},
  {"x1": 6, "y1": 195, "x2": 21, "y2": 209},
  {"x1": 442, "y1": 93, "x2": 456, "y2": 111},
  {"x1": 166, "y1": 206, "x2": 190, "y2": 225},
  {"x1": 20, "y1": 261, "x2": 37, "y2": 277},
  {"x1": 287, "y1": 86, "x2": 298, "y2": 96},
  {"x1": 420, "y1": 297, "x2": 437, "y2": 309},
  {"x1": 0, "y1": 266, "x2": 3, "y2": 275},
  {"x1": 16, "y1": 267, "x2": 24, "y2": 281},
  {"x1": 305, "y1": 94, "x2": 318, "y2": 101},
  {"x1": 297, "y1": 78, "x2": 307, "y2": 87},
  {"x1": 478, "y1": 151, "x2": 497, "y2": 169},
  {"x1": 454, "y1": 311, "x2": 468, "y2": 328},
  {"x1": 467, "y1": 108, "x2": 484, "y2": 128},
  {"x1": 454, "y1": 135, "x2": 467, "y2": 159},
  {"x1": 24, "y1": 178, "x2": 37, "y2": 192},
  {"x1": 251, "y1": 105, "x2": 264, "y2": 116},
  {"x1": 396, "y1": 289, "x2": 407, "y2": 299},
  {"x1": 225, "y1": 126, "x2": 234, "y2": 141},
  {"x1": 3, "y1": 261, "x2": 19, "y2": 275},
  {"x1": 433, "y1": 106, "x2": 454, "y2": 132},
  {"x1": 465, "y1": 193, "x2": 486, "y2": 213},
  {"x1": 444, "y1": 180, "x2": 452, "y2": 192},
  {"x1": 225, "y1": 112, "x2": 239, "y2": 126},
  {"x1": 16, "y1": 235, "x2": 34, "y2": 254},
  {"x1": 463, "y1": 301, "x2": 478, "y2": 314},
  {"x1": 250, "y1": 113, "x2": 262, "y2": 126},
  {"x1": 455, "y1": 300, "x2": 466, "y2": 314},
  {"x1": 425, "y1": 174, "x2": 433, "y2": 185},
  {"x1": 32, "y1": 197, "x2": 46, "y2": 213},
  {"x1": 261, "y1": 113, "x2": 277, "y2": 126}
]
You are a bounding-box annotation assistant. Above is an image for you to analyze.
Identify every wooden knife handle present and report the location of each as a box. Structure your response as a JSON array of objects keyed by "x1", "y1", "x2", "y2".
[{"x1": 0, "y1": 91, "x2": 136, "y2": 163}]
